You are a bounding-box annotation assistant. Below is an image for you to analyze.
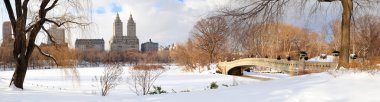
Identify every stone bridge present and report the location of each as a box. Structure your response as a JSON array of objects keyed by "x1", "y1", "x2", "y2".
[{"x1": 217, "y1": 58, "x2": 337, "y2": 76}]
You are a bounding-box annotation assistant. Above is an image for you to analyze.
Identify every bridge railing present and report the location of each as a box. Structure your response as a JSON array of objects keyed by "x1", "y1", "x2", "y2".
[{"x1": 218, "y1": 58, "x2": 338, "y2": 75}]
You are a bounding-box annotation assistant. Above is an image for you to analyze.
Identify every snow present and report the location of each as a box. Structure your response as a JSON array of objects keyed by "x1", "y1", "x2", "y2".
[
  {"x1": 2, "y1": 66, "x2": 380, "y2": 102},
  {"x1": 0, "y1": 66, "x2": 257, "y2": 101},
  {"x1": 308, "y1": 55, "x2": 336, "y2": 62},
  {"x1": 243, "y1": 72, "x2": 290, "y2": 79}
]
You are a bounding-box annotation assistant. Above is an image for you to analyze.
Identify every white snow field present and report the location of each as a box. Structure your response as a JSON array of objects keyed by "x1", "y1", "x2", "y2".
[{"x1": 1, "y1": 66, "x2": 380, "y2": 102}]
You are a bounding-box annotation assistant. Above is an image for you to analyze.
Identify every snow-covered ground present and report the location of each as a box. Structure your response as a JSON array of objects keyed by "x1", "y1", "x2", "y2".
[
  {"x1": 244, "y1": 72, "x2": 290, "y2": 79},
  {"x1": 0, "y1": 66, "x2": 257, "y2": 101},
  {"x1": 2, "y1": 66, "x2": 380, "y2": 102}
]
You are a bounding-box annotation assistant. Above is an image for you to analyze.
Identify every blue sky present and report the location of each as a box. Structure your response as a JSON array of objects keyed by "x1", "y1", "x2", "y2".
[{"x1": 110, "y1": 3, "x2": 123, "y2": 13}]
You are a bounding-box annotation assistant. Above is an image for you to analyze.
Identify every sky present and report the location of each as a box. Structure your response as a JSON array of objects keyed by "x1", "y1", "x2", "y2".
[{"x1": 0, "y1": 0, "x2": 340, "y2": 50}]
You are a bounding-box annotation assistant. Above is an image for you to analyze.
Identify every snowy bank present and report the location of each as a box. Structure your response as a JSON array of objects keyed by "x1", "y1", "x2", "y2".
[
  {"x1": 2, "y1": 67, "x2": 380, "y2": 102},
  {"x1": 130, "y1": 71, "x2": 380, "y2": 102}
]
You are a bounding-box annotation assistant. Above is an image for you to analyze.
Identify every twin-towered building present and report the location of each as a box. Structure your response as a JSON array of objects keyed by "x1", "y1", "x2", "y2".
[
  {"x1": 75, "y1": 13, "x2": 140, "y2": 51},
  {"x1": 110, "y1": 13, "x2": 139, "y2": 51},
  {"x1": 74, "y1": 13, "x2": 157, "y2": 52}
]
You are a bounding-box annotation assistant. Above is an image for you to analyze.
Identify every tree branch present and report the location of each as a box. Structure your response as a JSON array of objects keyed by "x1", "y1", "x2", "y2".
[
  {"x1": 35, "y1": 44, "x2": 59, "y2": 66},
  {"x1": 44, "y1": 18, "x2": 91, "y2": 27},
  {"x1": 45, "y1": 0, "x2": 59, "y2": 11},
  {"x1": 3, "y1": 0, "x2": 17, "y2": 31},
  {"x1": 42, "y1": 26, "x2": 57, "y2": 44},
  {"x1": 22, "y1": 0, "x2": 30, "y2": 22},
  {"x1": 15, "y1": 0, "x2": 22, "y2": 18}
]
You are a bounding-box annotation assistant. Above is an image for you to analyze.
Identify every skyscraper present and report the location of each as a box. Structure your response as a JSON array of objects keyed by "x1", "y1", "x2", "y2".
[
  {"x1": 127, "y1": 14, "x2": 136, "y2": 37},
  {"x1": 2, "y1": 21, "x2": 12, "y2": 47},
  {"x1": 47, "y1": 25, "x2": 65, "y2": 44},
  {"x1": 113, "y1": 13, "x2": 123, "y2": 37},
  {"x1": 111, "y1": 13, "x2": 139, "y2": 51}
]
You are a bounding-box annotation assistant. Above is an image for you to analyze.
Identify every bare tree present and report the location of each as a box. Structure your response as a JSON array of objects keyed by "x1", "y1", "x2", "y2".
[
  {"x1": 94, "y1": 63, "x2": 123, "y2": 96},
  {"x1": 330, "y1": 20, "x2": 342, "y2": 51},
  {"x1": 239, "y1": 22, "x2": 316, "y2": 59},
  {"x1": 170, "y1": 39, "x2": 208, "y2": 72},
  {"x1": 192, "y1": 16, "x2": 228, "y2": 70},
  {"x1": 222, "y1": 0, "x2": 380, "y2": 67},
  {"x1": 352, "y1": 15, "x2": 380, "y2": 60},
  {"x1": 3, "y1": 0, "x2": 91, "y2": 89},
  {"x1": 127, "y1": 65, "x2": 165, "y2": 96}
]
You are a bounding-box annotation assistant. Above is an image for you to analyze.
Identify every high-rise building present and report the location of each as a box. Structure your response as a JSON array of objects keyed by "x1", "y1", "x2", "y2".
[
  {"x1": 113, "y1": 13, "x2": 123, "y2": 37},
  {"x1": 2, "y1": 21, "x2": 12, "y2": 47},
  {"x1": 47, "y1": 25, "x2": 65, "y2": 44},
  {"x1": 127, "y1": 14, "x2": 137, "y2": 37},
  {"x1": 141, "y1": 39, "x2": 159, "y2": 53},
  {"x1": 75, "y1": 39, "x2": 105, "y2": 51},
  {"x1": 111, "y1": 13, "x2": 139, "y2": 51}
]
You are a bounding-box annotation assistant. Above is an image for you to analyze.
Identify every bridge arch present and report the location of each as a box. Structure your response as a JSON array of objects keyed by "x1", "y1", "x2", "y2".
[{"x1": 227, "y1": 65, "x2": 255, "y2": 75}]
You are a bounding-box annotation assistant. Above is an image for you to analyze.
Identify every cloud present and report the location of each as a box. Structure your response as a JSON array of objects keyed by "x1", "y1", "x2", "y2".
[{"x1": 110, "y1": 2, "x2": 123, "y2": 13}]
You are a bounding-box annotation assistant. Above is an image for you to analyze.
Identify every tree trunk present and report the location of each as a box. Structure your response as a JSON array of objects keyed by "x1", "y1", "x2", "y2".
[
  {"x1": 11, "y1": 58, "x2": 29, "y2": 89},
  {"x1": 339, "y1": 0, "x2": 353, "y2": 68},
  {"x1": 208, "y1": 54, "x2": 213, "y2": 70}
]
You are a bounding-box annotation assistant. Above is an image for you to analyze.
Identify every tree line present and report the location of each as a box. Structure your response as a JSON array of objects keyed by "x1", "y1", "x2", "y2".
[
  {"x1": 0, "y1": 46, "x2": 172, "y2": 69},
  {"x1": 170, "y1": 14, "x2": 380, "y2": 71}
]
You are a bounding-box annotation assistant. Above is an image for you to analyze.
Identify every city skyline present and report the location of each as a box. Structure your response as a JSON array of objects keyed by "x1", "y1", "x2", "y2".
[{"x1": 0, "y1": 0, "x2": 232, "y2": 50}]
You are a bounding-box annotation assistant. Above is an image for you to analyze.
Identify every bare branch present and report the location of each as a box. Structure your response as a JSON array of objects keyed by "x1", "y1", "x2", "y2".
[
  {"x1": 45, "y1": 0, "x2": 59, "y2": 11},
  {"x1": 41, "y1": 26, "x2": 57, "y2": 44},
  {"x1": 35, "y1": 44, "x2": 59, "y2": 66},
  {"x1": 15, "y1": 0, "x2": 22, "y2": 18},
  {"x1": 3, "y1": 0, "x2": 17, "y2": 30},
  {"x1": 44, "y1": 18, "x2": 91, "y2": 27}
]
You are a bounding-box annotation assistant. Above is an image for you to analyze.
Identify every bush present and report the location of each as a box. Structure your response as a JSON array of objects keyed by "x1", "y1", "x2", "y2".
[
  {"x1": 210, "y1": 82, "x2": 219, "y2": 89},
  {"x1": 133, "y1": 65, "x2": 164, "y2": 70},
  {"x1": 149, "y1": 86, "x2": 167, "y2": 95},
  {"x1": 94, "y1": 63, "x2": 123, "y2": 96},
  {"x1": 127, "y1": 64, "x2": 166, "y2": 96}
]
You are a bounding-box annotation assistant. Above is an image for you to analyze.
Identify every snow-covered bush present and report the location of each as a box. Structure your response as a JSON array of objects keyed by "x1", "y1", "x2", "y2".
[
  {"x1": 127, "y1": 65, "x2": 166, "y2": 96},
  {"x1": 94, "y1": 63, "x2": 123, "y2": 96}
]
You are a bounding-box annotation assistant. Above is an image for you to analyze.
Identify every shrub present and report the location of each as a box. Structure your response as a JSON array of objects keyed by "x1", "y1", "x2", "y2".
[
  {"x1": 94, "y1": 63, "x2": 123, "y2": 96},
  {"x1": 127, "y1": 64, "x2": 166, "y2": 96},
  {"x1": 133, "y1": 65, "x2": 164, "y2": 70},
  {"x1": 210, "y1": 82, "x2": 219, "y2": 89},
  {"x1": 149, "y1": 86, "x2": 167, "y2": 95}
]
